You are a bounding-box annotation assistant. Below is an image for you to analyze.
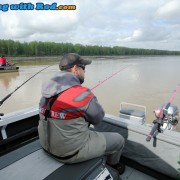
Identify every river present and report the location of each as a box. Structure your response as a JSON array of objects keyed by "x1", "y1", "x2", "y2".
[{"x1": 0, "y1": 56, "x2": 180, "y2": 131}]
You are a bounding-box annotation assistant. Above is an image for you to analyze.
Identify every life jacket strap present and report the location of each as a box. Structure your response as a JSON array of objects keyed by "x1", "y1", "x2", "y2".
[
  {"x1": 43, "y1": 148, "x2": 79, "y2": 160},
  {"x1": 44, "y1": 94, "x2": 60, "y2": 120}
]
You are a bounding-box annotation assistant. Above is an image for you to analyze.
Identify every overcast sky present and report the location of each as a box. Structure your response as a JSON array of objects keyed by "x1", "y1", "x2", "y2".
[{"x1": 1, "y1": 0, "x2": 180, "y2": 51}]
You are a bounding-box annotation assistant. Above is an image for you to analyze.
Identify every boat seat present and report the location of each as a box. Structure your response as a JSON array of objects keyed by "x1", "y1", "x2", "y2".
[
  {"x1": 0, "y1": 140, "x2": 119, "y2": 180},
  {"x1": 120, "y1": 108, "x2": 145, "y2": 124},
  {"x1": 120, "y1": 108, "x2": 145, "y2": 117}
]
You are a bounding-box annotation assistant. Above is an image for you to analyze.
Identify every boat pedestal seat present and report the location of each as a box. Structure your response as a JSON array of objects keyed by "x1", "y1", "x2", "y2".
[
  {"x1": 120, "y1": 108, "x2": 145, "y2": 124},
  {"x1": 0, "y1": 140, "x2": 119, "y2": 180}
]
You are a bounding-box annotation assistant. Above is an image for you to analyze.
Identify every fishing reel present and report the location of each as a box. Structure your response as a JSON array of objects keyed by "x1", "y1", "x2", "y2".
[
  {"x1": 0, "y1": 99, "x2": 4, "y2": 119},
  {"x1": 154, "y1": 104, "x2": 179, "y2": 131},
  {"x1": 0, "y1": 113, "x2": 4, "y2": 120},
  {"x1": 162, "y1": 105, "x2": 179, "y2": 131},
  {"x1": 146, "y1": 104, "x2": 179, "y2": 142},
  {"x1": 147, "y1": 84, "x2": 180, "y2": 142}
]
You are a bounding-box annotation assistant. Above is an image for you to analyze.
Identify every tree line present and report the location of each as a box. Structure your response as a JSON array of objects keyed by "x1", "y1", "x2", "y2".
[{"x1": 0, "y1": 39, "x2": 180, "y2": 57}]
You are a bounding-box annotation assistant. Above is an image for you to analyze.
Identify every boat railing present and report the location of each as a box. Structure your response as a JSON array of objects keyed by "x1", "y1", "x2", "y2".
[{"x1": 0, "y1": 106, "x2": 39, "y2": 140}]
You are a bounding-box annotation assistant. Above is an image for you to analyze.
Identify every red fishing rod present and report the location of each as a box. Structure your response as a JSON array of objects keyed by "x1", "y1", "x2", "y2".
[
  {"x1": 146, "y1": 84, "x2": 180, "y2": 142},
  {"x1": 0, "y1": 65, "x2": 130, "y2": 117},
  {"x1": 90, "y1": 66, "x2": 130, "y2": 90}
]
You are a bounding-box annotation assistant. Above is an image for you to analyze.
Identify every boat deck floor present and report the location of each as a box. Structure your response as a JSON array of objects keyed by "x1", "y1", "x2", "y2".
[
  {"x1": 0, "y1": 139, "x2": 156, "y2": 180},
  {"x1": 121, "y1": 166, "x2": 156, "y2": 180}
]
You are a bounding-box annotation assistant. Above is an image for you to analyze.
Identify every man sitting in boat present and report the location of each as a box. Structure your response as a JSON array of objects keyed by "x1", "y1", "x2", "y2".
[
  {"x1": 0, "y1": 56, "x2": 12, "y2": 67},
  {"x1": 38, "y1": 53, "x2": 125, "y2": 174},
  {"x1": 0, "y1": 56, "x2": 7, "y2": 66}
]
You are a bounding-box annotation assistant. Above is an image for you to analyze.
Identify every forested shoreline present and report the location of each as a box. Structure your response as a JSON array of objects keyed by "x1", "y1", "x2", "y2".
[{"x1": 1, "y1": 39, "x2": 180, "y2": 57}]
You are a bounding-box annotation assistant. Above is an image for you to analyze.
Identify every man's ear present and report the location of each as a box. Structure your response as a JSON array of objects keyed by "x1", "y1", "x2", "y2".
[{"x1": 71, "y1": 65, "x2": 78, "y2": 75}]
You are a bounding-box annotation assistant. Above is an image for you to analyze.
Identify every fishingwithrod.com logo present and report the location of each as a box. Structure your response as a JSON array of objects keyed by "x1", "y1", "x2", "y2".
[{"x1": 0, "y1": 2, "x2": 76, "y2": 12}]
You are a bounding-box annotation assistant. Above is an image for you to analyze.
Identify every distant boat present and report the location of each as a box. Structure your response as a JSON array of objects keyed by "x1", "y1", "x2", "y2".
[{"x1": 0, "y1": 66, "x2": 19, "y2": 73}]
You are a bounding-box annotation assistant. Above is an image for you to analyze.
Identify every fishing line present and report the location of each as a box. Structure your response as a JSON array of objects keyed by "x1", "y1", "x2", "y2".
[{"x1": 90, "y1": 66, "x2": 130, "y2": 91}]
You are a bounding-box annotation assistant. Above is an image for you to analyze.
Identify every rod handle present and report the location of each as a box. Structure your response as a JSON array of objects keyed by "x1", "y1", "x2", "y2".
[
  {"x1": 0, "y1": 94, "x2": 11, "y2": 106},
  {"x1": 146, "y1": 123, "x2": 158, "y2": 142}
]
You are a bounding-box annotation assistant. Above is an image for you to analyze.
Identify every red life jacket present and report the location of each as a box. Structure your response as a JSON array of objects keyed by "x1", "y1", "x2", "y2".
[
  {"x1": 0, "y1": 57, "x2": 6, "y2": 65},
  {"x1": 40, "y1": 85, "x2": 94, "y2": 120}
]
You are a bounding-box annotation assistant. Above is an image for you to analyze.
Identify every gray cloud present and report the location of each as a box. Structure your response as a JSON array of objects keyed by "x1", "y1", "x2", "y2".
[{"x1": 0, "y1": 0, "x2": 180, "y2": 50}]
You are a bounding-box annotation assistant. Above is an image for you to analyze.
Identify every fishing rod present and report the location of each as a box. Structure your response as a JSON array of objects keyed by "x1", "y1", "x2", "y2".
[
  {"x1": 0, "y1": 64, "x2": 54, "y2": 108},
  {"x1": 0, "y1": 64, "x2": 130, "y2": 116},
  {"x1": 90, "y1": 66, "x2": 130, "y2": 91},
  {"x1": 7, "y1": 61, "x2": 18, "y2": 66},
  {"x1": 10, "y1": 62, "x2": 18, "y2": 66},
  {"x1": 146, "y1": 84, "x2": 180, "y2": 142}
]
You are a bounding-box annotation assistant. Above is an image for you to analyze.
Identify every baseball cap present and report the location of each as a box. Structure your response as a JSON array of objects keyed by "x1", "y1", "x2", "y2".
[{"x1": 59, "y1": 53, "x2": 92, "y2": 70}]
